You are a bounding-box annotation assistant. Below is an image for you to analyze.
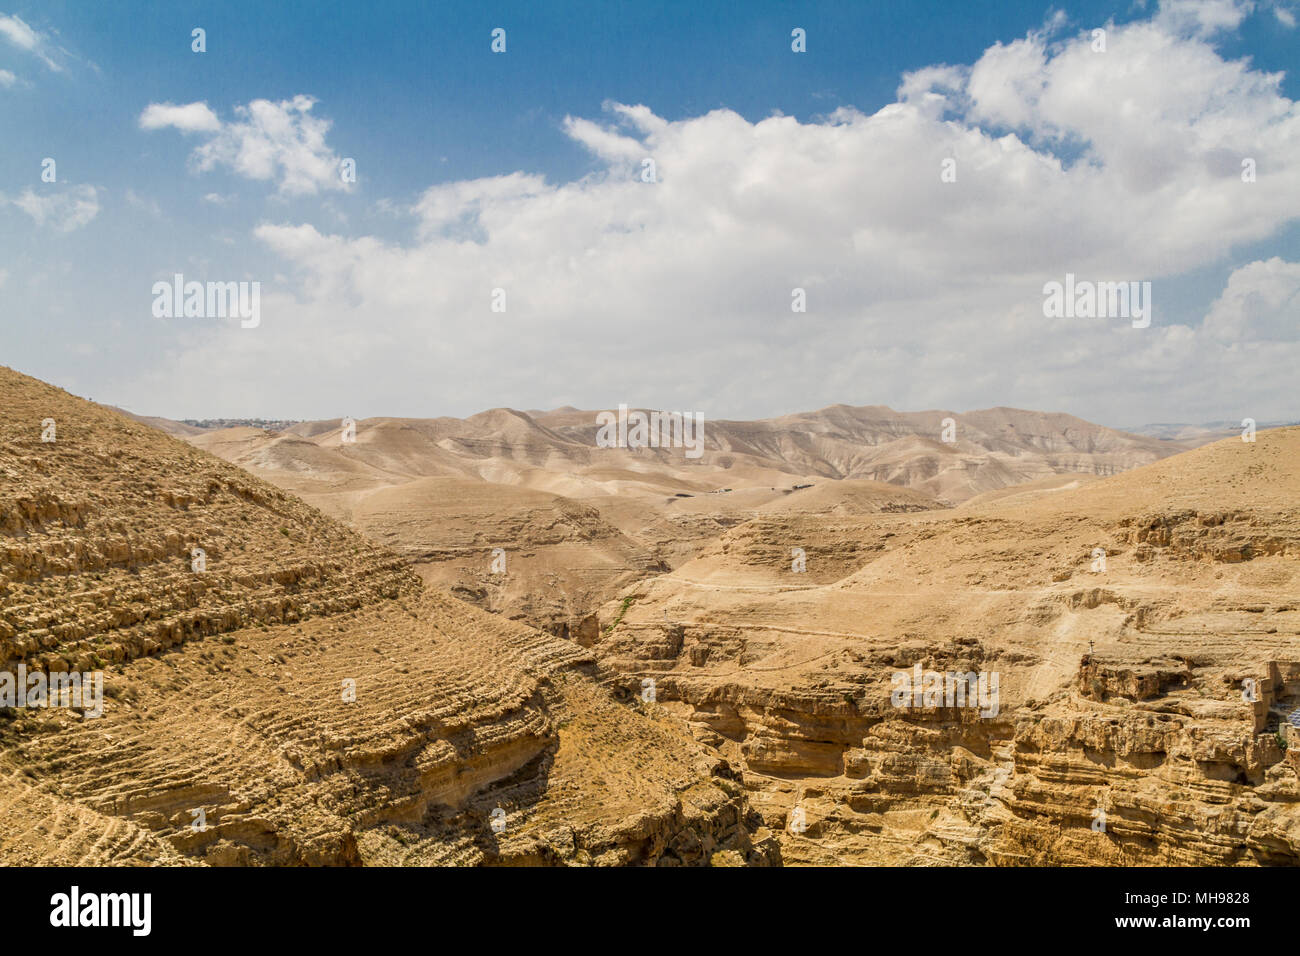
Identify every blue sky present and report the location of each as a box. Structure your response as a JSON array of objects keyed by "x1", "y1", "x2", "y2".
[{"x1": 1, "y1": 0, "x2": 1298, "y2": 425}]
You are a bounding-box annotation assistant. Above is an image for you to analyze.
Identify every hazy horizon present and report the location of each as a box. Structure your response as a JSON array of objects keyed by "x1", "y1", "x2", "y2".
[{"x1": 96, "y1": 390, "x2": 1300, "y2": 436}]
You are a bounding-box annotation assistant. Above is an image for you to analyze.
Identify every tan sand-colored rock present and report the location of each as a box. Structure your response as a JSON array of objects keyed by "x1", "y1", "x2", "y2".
[
  {"x1": 48, "y1": 370, "x2": 1299, "y2": 866},
  {"x1": 0, "y1": 366, "x2": 774, "y2": 866}
]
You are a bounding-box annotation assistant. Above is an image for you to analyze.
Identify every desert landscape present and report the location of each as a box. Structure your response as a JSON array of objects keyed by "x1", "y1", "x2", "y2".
[
  {"x1": 4, "y1": 363, "x2": 1297, "y2": 866},
  {"x1": 3, "y1": 0, "x2": 1298, "y2": 896}
]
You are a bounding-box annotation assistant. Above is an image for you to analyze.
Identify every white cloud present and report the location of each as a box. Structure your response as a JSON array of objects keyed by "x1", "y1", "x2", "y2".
[
  {"x1": 0, "y1": 68, "x2": 17, "y2": 88},
  {"x1": 411, "y1": 172, "x2": 546, "y2": 240},
  {"x1": 138, "y1": 101, "x2": 221, "y2": 133},
  {"x1": 1155, "y1": 0, "x2": 1255, "y2": 36},
  {"x1": 0, "y1": 13, "x2": 64, "y2": 72},
  {"x1": 1202, "y1": 257, "x2": 1300, "y2": 341},
  {"x1": 897, "y1": 64, "x2": 969, "y2": 118},
  {"x1": 0, "y1": 13, "x2": 39, "y2": 50},
  {"x1": 4, "y1": 184, "x2": 99, "y2": 231},
  {"x1": 140, "y1": 95, "x2": 349, "y2": 196},
  {"x1": 119, "y1": 10, "x2": 1300, "y2": 424}
]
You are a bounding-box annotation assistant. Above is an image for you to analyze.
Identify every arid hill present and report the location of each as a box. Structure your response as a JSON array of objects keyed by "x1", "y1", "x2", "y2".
[
  {"x1": 534, "y1": 404, "x2": 1189, "y2": 501},
  {"x1": 148, "y1": 403, "x2": 1188, "y2": 638},
  {"x1": 176, "y1": 402, "x2": 1189, "y2": 503},
  {"x1": 0, "y1": 367, "x2": 777, "y2": 866}
]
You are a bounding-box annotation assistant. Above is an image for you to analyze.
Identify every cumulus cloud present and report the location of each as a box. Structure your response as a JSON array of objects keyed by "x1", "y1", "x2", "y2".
[
  {"x1": 411, "y1": 172, "x2": 547, "y2": 240},
  {"x1": 4, "y1": 184, "x2": 99, "y2": 231},
  {"x1": 139, "y1": 95, "x2": 349, "y2": 196},
  {"x1": 1202, "y1": 257, "x2": 1300, "y2": 341},
  {"x1": 122, "y1": 9, "x2": 1300, "y2": 424}
]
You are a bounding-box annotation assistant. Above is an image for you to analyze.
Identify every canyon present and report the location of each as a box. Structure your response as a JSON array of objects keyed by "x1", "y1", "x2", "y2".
[{"x1": 5, "y1": 365, "x2": 1298, "y2": 865}]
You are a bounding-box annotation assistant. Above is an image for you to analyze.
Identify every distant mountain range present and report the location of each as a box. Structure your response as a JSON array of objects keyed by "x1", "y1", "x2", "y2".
[
  {"x1": 117, "y1": 402, "x2": 1202, "y2": 505},
  {"x1": 1124, "y1": 420, "x2": 1300, "y2": 441}
]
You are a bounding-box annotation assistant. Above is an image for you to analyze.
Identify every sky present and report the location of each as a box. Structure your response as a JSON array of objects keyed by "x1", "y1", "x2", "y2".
[{"x1": 0, "y1": 0, "x2": 1297, "y2": 427}]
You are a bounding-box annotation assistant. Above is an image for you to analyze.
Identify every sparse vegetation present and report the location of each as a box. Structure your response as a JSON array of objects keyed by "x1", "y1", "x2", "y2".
[{"x1": 604, "y1": 596, "x2": 636, "y2": 638}]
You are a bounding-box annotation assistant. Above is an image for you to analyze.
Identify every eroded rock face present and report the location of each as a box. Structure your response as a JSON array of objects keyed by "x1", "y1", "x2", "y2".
[
  {"x1": 0, "y1": 367, "x2": 773, "y2": 866},
  {"x1": 586, "y1": 428, "x2": 1300, "y2": 865},
  {"x1": 0, "y1": 377, "x2": 421, "y2": 675}
]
